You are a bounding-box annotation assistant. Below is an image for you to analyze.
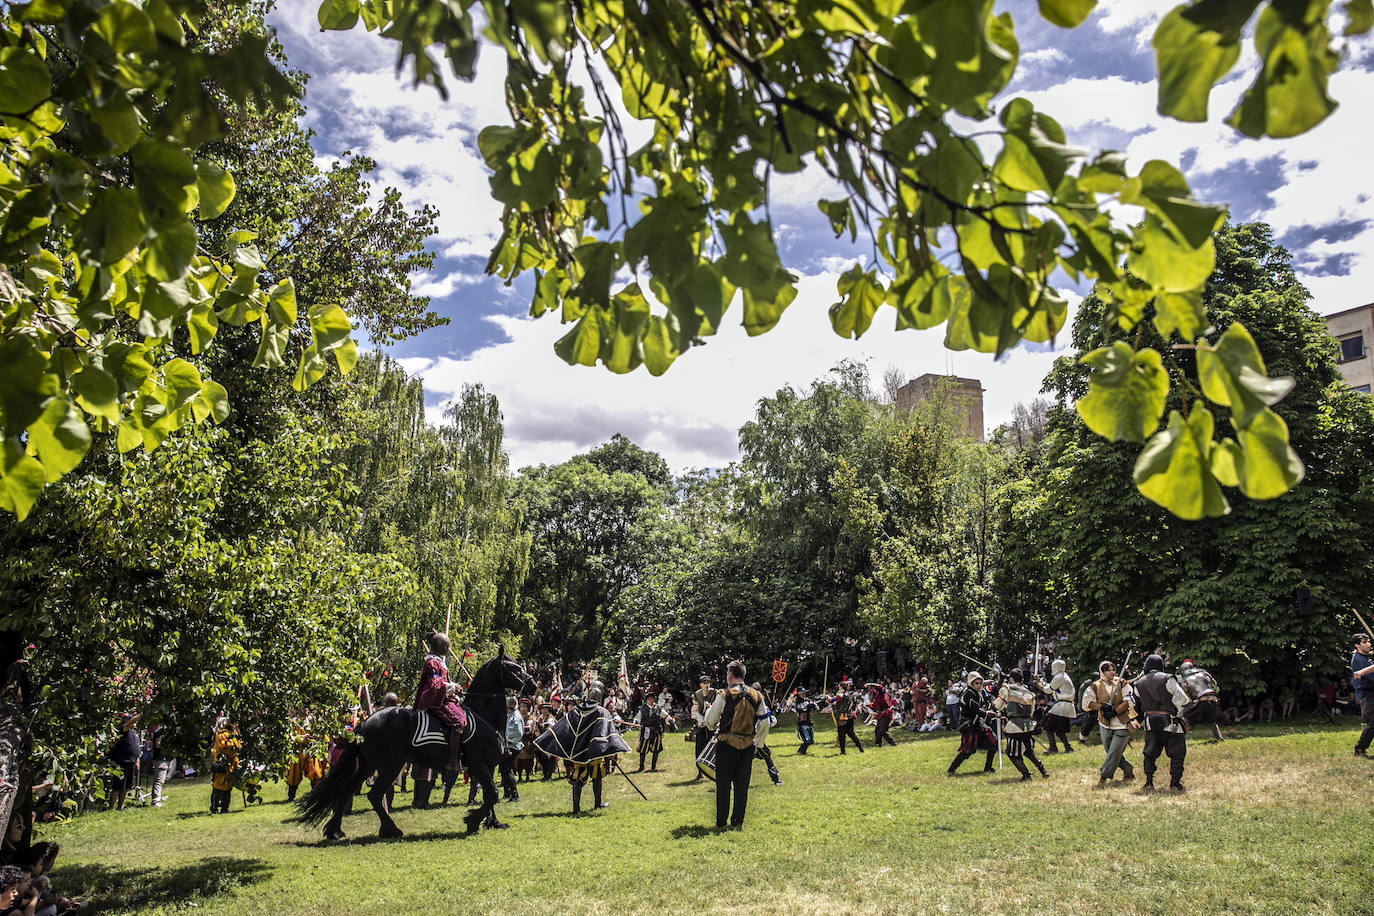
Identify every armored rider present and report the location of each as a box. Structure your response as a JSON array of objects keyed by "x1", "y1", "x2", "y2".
[{"x1": 1135, "y1": 653, "x2": 1191, "y2": 791}]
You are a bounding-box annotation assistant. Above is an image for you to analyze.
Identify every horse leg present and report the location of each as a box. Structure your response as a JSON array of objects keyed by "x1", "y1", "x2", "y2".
[
  {"x1": 480, "y1": 765, "x2": 505, "y2": 829},
  {"x1": 369, "y1": 761, "x2": 405, "y2": 839}
]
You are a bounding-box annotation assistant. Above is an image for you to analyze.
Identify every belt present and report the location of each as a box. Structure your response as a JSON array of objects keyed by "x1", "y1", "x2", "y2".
[
  {"x1": 1197, "y1": 695, "x2": 1218, "y2": 702},
  {"x1": 1144, "y1": 709, "x2": 1175, "y2": 716}
]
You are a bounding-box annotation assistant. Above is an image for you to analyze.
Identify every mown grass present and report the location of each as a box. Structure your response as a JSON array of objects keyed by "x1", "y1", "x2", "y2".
[{"x1": 40, "y1": 717, "x2": 1374, "y2": 915}]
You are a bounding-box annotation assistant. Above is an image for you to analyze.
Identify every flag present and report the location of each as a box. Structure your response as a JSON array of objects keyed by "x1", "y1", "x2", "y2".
[{"x1": 618, "y1": 651, "x2": 632, "y2": 696}]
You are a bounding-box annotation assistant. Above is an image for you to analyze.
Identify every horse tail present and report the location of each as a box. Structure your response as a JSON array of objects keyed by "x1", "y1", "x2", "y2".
[{"x1": 292, "y1": 742, "x2": 363, "y2": 828}]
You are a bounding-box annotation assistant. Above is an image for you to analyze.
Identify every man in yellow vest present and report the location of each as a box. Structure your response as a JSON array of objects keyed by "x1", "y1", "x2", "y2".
[{"x1": 705, "y1": 660, "x2": 765, "y2": 829}]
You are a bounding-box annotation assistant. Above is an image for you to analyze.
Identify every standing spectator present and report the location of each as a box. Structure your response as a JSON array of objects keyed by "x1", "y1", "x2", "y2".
[
  {"x1": 704, "y1": 661, "x2": 763, "y2": 829},
  {"x1": 106, "y1": 714, "x2": 141, "y2": 811},
  {"x1": 209, "y1": 718, "x2": 240, "y2": 814},
  {"x1": 502, "y1": 696, "x2": 525, "y2": 802},
  {"x1": 148, "y1": 721, "x2": 176, "y2": 808},
  {"x1": 944, "y1": 679, "x2": 961, "y2": 731},
  {"x1": 1350, "y1": 633, "x2": 1374, "y2": 758}
]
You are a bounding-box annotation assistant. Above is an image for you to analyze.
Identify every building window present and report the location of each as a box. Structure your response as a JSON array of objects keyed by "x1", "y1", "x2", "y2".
[
  {"x1": 1339, "y1": 333, "x2": 1365, "y2": 363},
  {"x1": 1356, "y1": 385, "x2": 1371, "y2": 394}
]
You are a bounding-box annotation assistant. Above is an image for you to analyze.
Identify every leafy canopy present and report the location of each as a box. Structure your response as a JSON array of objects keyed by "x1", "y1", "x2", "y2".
[
  {"x1": 311, "y1": 0, "x2": 1368, "y2": 518},
  {"x1": 0, "y1": 0, "x2": 359, "y2": 521}
]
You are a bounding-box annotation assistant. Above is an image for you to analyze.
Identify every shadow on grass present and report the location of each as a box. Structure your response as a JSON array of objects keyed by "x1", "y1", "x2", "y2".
[
  {"x1": 53, "y1": 857, "x2": 269, "y2": 914},
  {"x1": 511, "y1": 811, "x2": 580, "y2": 820},
  {"x1": 286, "y1": 829, "x2": 476, "y2": 847},
  {"x1": 669, "y1": 824, "x2": 720, "y2": 839}
]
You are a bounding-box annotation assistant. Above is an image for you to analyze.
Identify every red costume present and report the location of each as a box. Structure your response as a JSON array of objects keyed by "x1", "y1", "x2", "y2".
[{"x1": 414, "y1": 654, "x2": 467, "y2": 731}]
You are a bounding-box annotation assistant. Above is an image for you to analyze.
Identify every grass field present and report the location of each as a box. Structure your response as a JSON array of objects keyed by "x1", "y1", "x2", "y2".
[{"x1": 38, "y1": 716, "x2": 1374, "y2": 915}]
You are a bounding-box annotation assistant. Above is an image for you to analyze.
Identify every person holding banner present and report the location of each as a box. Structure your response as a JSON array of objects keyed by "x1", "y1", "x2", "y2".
[{"x1": 704, "y1": 661, "x2": 764, "y2": 829}]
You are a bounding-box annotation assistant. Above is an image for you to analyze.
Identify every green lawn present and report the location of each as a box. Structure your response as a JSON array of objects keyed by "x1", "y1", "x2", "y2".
[{"x1": 40, "y1": 717, "x2": 1374, "y2": 915}]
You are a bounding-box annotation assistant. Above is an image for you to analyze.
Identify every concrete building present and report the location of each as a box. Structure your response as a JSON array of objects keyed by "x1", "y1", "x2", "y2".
[
  {"x1": 894, "y1": 374, "x2": 985, "y2": 440},
  {"x1": 1324, "y1": 303, "x2": 1374, "y2": 393}
]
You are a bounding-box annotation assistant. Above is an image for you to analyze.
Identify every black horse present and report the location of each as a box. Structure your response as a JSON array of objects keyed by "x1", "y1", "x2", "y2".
[{"x1": 294, "y1": 648, "x2": 535, "y2": 840}]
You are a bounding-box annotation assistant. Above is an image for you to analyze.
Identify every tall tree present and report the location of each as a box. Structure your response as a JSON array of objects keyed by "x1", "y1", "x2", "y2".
[{"x1": 1036, "y1": 222, "x2": 1374, "y2": 689}]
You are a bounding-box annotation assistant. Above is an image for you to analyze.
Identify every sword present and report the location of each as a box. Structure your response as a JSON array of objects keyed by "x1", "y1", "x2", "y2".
[
  {"x1": 956, "y1": 650, "x2": 995, "y2": 673},
  {"x1": 614, "y1": 762, "x2": 648, "y2": 800}
]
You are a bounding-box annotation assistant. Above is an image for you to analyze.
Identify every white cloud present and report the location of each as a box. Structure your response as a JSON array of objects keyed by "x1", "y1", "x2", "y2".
[
  {"x1": 1094, "y1": 0, "x2": 1178, "y2": 45},
  {"x1": 407, "y1": 273, "x2": 1076, "y2": 472},
  {"x1": 411, "y1": 271, "x2": 486, "y2": 299}
]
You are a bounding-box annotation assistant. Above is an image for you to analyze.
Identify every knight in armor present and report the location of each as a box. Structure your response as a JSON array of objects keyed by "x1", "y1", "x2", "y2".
[
  {"x1": 947, "y1": 672, "x2": 997, "y2": 775},
  {"x1": 1176, "y1": 658, "x2": 1224, "y2": 740},
  {"x1": 704, "y1": 660, "x2": 764, "y2": 828},
  {"x1": 996, "y1": 669, "x2": 1048, "y2": 780},
  {"x1": 1135, "y1": 653, "x2": 1191, "y2": 791},
  {"x1": 792, "y1": 688, "x2": 818, "y2": 754},
  {"x1": 691, "y1": 675, "x2": 714, "y2": 782},
  {"x1": 1039, "y1": 659, "x2": 1076, "y2": 754},
  {"x1": 533, "y1": 680, "x2": 630, "y2": 814},
  {"x1": 1084, "y1": 660, "x2": 1137, "y2": 787},
  {"x1": 411, "y1": 631, "x2": 468, "y2": 808},
  {"x1": 632, "y1": 695, "x2": 669, "y2": 772}
]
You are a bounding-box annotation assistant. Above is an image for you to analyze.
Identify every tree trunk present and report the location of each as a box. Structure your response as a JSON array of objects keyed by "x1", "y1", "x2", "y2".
[{"x1": 0, "y1": 653, "x2": 33, "y2": 838}]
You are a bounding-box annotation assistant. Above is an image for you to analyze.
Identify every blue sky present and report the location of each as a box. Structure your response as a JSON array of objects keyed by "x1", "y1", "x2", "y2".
[{"x1": 267, "y1": 0, "x2": 1374, "y2": 471}]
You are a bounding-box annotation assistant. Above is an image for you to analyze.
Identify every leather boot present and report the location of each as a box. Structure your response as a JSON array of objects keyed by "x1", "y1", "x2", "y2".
[
  {"x1": 446, "y1": 733, "x2": 463, "y2": 772},
  {"x1": 286, "y1": 784, "x2": 297, "y2": 802},
  {"x1": 412, "y1": 779, "x2": 433, "y2": 810},
  {"x1": 593, "y1": 778, "x2": 607, "y2": 809},
  {"x1": 571, "y1": 781, "x2": 583, "y2": 815}
]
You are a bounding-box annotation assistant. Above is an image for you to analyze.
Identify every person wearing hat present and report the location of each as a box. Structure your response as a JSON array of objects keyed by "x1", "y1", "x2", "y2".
[
  {"x1": 1135, "y1": 653, "x2": 1191, "y2": 791},
  {"x1": 792, "y1": 687, "x2": 818, "y2": 754},
  {"x1": 947, "y1": 672, "x2": 997, "y2": 775},
  {"x1": 691, "y1": 675, "x2": 714, "y2": 780},
  {"x1": 1084, "y1": 660, "x2": 1138, "y2": 787}
]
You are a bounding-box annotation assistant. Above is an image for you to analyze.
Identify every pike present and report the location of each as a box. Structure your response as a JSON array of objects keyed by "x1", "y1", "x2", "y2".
[
  {"x1": 1354, "y1": 607, "x2": 1374, "y2": 645},
  {"x1": 614, "y1": 761, "x2": 648, "y2": 800},
  {"x1": 956, "y1": 650, "x2": 995, "y2": 673}
]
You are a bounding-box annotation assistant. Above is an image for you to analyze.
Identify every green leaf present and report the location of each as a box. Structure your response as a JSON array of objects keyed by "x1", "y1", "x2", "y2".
[
  {"x1": 195, "y1": 161, "x2": 236, "y2": 220},
  {"x1": 829, "y1": 265, "x2": 886, "y2": 339},
  {"x1": 1128, "y1": 213, "x2": 1216, "y2": 293},
  {"x1": 1234, "y1": 407, "x2": 1304, "y2": 498},
  {"x1": 71, "y1": 366, "x2": 119, "y2": 423},
  {"x1": 741, "y1": 278, "x2": 797, "y2": 338},
  {"x1": 333, "y1": 339, "x2": 358, "y2": 375},
  {"x1": 26, "y1": 395, "x2": 91, "y2": 483},
  {"x1": 1346, "y1": 0, "x2": 1374, "y2": 34},
  {"x1": 145, "y1": 0, "x2": 185, "y2": 43},
  {"x1": 995, "y1": 98, "x2": 1083, "y2": 193},
  {"x1": 318, "y1": 0, "x2": 361, "y2": 29},
  {"x1": 0, "y1": 47, "x2": 52, "y2": 116},
  {"x1": 1130, "y1": 160, "x2": 1227, "y2": 249},
  {"x1": 187, "y1": 304, "x2": 218, "y2": 354},
  {"x1": 1038, "y1": 0, "x2": 1097, "y2": 28},
  {"x1": 0, "y1": 337, "x2": 54, "y2": 435},
  {"x1": 193, "y1": 380, "x2": 230, "y2": 425},
  {"x1": 1076, "y1": 342, "x2": 1169, "y2": 442},
  {"x1": 88, "y1": 92, "x2": 141, "y2": 153},
  {"x1": 818, "y1": 199, "x2": 857, "y2": 242},
  {"x1": 292, "y1": 344, "x2": 329, "y2": 392},
  {"x1": 132, "y1": 139, "x2": 200, "y2": 223},
  {"x1": 892, "y1": 271, "x2": 960, "y2": 331},
  {"x1": 268, "y1": 278, "x2": 298, "y2": 326},
  {"x1": 642, "y1": 315, "x2": 679, "y2": 376},
  {"x1": 161, "y1": 358, "x2": 204, "y2": 410},
  {"x1": 1152, "y1": 2, "x2": 1249, "y2": 122},
  {"x1": 77, "y1": 189, "x2": 147, "y2": 265},
  {"x1": 1153, "y1": 289, "x2": 1207, "y2": 341},
  {"x1": 1226, "y1": 6, "x2": 1339, "y2": 138},
  {"x1": 308, "y1": 303, "x2": 352, "y2": 352},
  {"x1": 1196, "y1": 321, "x2": 1294, "y2": 426},
  {"x1": 0, "y1": 442, "x2": 46, "y2": 522},
  {"x1": 554, "y1": 311, "x2": 603, "y2": 367},
  {"x1": 720, "y1": 214, "x2": 784, "y2": 291},
  {"x1": 142, "y1": 218, "x2": 197, "y2": 282},
  {"x1": 92, "y1": 1, "x2": 158, "y2": 54},
  {"x1": 1133, "y1": 407, "x2": 1230, "y2": 520},
  {"x1": 253, "y1": 322, "x2": 290, "y2": 369},
  {"x1": 603, "y1": 285, "x2": 649, "y2": 373}
]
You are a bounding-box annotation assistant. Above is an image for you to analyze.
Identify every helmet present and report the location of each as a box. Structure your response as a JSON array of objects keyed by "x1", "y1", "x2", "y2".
[
  {"x1": 1051, "y1": 658, "x2": 1066, "y2": 675},
  {"x1": 586, "y1": 679, "x2": 605, "y2": 703},
  {"x1": 1143, "y1": 654, "x2": 1165, "y2": 673},
  {"x1": 1179, "y1": 659, "x2": 1196, "y2": 675}
]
